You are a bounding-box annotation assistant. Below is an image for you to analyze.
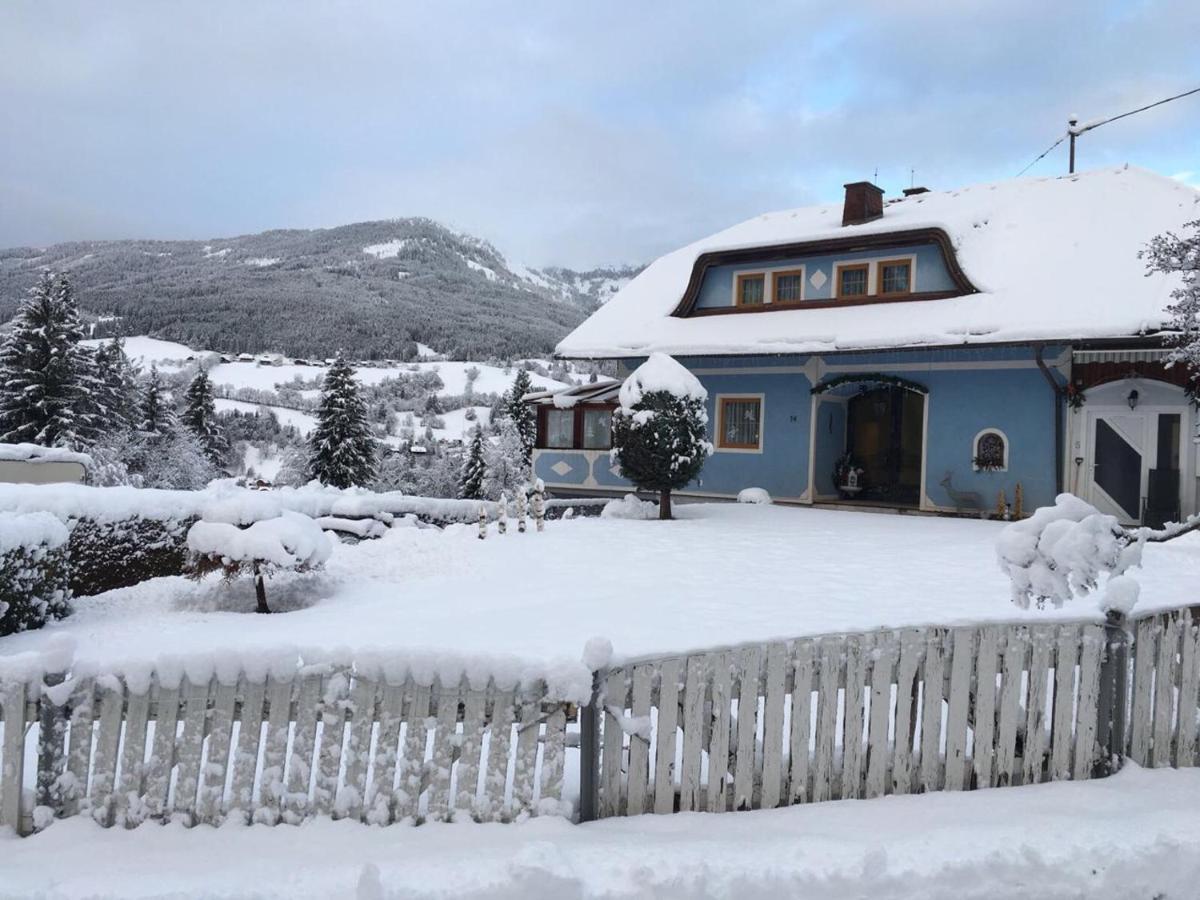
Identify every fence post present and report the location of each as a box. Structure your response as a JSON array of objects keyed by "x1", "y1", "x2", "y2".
[
  {"x1": 1094, "y1": 610, "x2": 1130, "y2": 777},
  {"x1": 36, "y1": 671, "x2": 68, "y2": 828},
  {"x1": 578, "y1": 669, "x2": 602, "y2": 823}
]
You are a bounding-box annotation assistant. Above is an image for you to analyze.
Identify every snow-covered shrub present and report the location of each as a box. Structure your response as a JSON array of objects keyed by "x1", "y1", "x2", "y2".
[
  {"x1": 187, "y1": 510, "x2": 333, "y2": 613},
  {"x1": 0, "y1": 512, "x2": 71, "y2": 635},
  {"x1": 601, "y1": 493, "x2": 658, "y2": 520},
  {"x1": 737, "y1": 487, "x2": 772, "y2": 505},
  {"x1": 610, "y1": 353, "x2": 713, "y2": 520},
  {"x1": 68, "y1": 515, "x2": 195, "y2": 596},
  {"x1": 997, "y1": 493, "x2": 1144, "y2": 609}
]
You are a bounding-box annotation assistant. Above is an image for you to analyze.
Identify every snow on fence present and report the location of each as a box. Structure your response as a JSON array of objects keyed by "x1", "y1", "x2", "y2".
[
  {"x1": 0, "y1": 658, "x2": 578, "y2": 835},
  {"x1": 583, "y1": 608, "x2": 1198, "y2": 819}
]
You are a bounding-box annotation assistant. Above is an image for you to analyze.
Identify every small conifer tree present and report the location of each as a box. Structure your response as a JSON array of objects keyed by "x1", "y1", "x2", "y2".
[
  {"x1": 181, "y1": 369, "x2": 229, "y2": 465},
  {"x1": 503, "y1": 368, "x2": 537, "y2": 463},
  {"x1": 458, "y1": 425, "x2": 487, "y2": 499}
]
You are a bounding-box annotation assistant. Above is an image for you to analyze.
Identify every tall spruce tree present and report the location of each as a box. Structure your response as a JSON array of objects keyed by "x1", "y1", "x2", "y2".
[
  {"x1": 92, "y1": 337, "x2": 140, "y2": 431},
  {"x1": 140, "y1": 365, "x2": 174, "y2": 434},
  {"x1": 0, "y1": 273, "x2": 98, "y2": 448},
  {"x1": 504, "y1": 368, "x2": 537, "y2": 463},
  {"x1": 181, "y1": 369, "x2": 228, "y2": 465},
  {"x1": 308, "y1": 353, "x2": 377, "y2": 488},
  {"x1": 458, "y1": 425, "x2": 487, "y2": 499}
]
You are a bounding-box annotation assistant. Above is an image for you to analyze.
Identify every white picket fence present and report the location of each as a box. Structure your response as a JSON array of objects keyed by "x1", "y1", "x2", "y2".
[
  {"x1": 0, "y1": 664, "x2": 576, "y2": 835},
  {"x1": 589, "y1": 608, "x2": 1199, "y2": 818}
]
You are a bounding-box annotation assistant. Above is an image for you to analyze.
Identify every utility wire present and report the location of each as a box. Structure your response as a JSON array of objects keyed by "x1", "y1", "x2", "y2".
[{"x1": 1016, "y1": 85, "x2": 1200, "y2": 177}]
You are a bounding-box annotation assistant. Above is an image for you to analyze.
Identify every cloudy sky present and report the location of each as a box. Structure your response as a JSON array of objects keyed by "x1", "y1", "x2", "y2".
[{"x1": 2, "y1": 1, "x2": 1198, "y2": 268}]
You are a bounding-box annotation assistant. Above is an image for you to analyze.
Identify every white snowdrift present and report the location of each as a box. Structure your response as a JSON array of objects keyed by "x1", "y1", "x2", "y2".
[
  {"x1": 187, "y1": 511, "x2": 333, "y2": 569},
  {"x1": 0, "y1": 510, "x2": 69, "y2": 555},
  {"x1": 0, "y1": 443, "x2": 93, "y2": 466}
]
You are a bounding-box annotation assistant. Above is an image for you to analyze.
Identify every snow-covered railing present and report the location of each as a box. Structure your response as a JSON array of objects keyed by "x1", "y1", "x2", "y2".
[
  {"x1": 0, "y1": 650, "x2": 587, "y2": 836},
  {"x1": 582, "y1": 609, "x2": 1199, "y2": 820}
]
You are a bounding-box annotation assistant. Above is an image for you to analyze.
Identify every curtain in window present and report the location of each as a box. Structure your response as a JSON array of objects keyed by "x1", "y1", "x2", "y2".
[
  {"x1": 739, "y1": 277, "x2": 765, "y2": 305},
  {"x1": 583, "y1": 408, "x2": 612, "y2": 449},
  {"x1": 881, "y1": 262, "x2": 910, "y2": 294},
  {"x1": 775, "y1": 273, "x2": 803, "y2": 302},
  {"x1": 722, "y1": 399, "x2": 760, "y2": 447},
  {"x1": 839, "y1": 268, "x2": 867, "y2": 297},
  {"x1": 546, "y1": 409, "x2": 574, "y2": 448}
]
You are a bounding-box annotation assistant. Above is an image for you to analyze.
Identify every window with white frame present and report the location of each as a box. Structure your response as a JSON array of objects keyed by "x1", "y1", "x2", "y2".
[
  {"x1": 772, "y1": 269, "x2": 805, "y2": 304},
  {"x1": 972, "y1": 429, "x2": 1008, "y2": 471},
  {"x1": 735, "y1": 273, "x2": 765, "y2": 306}
]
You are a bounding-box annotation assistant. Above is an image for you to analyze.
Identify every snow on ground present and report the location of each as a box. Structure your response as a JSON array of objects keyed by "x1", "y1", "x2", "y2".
[
  {"x1": 241, "y1": 443, "x2": 283, "y2": 480},
  {"x1": 4, "y1": 504, "x2": 1198, "y2": 672},
  {"x1": 2, "y1": 765, "x2": 1198, "y2": 899},
  {"x1": 214, "y1": 398, "x2": 316, "y2": 434},
  {"x1": 82, "y1": 336, "x2": 199, "y2": 367},
  {"x1": 362, "y1": 238, "x2": 408, "y2": 258}
]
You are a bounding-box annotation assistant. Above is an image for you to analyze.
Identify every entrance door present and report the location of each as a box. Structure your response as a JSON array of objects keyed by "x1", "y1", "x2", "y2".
[
  {"x1": 847, "y1": 387, "x2": 924, "y2": 505},
  {"x1": 1086, "y1": 410, "x2": 1182, "y2": 526}
]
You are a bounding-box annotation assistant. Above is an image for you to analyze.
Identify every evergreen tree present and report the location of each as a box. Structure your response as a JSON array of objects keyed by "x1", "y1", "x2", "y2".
[
  {"x1": 308, "y1": 353, "x2": 377, "y2": 488},
  {"x1": 139, "y1": 365, "x2": 175, "y2": 434},
  {"x1": 458, "y1": 425, "x2": 487, "y2": 499},
  {"x1": 503, "y1": 368, "x2": 537, "y2": 462},
  {"x1": 610, "y1": 354, "x2": 713, "y2": 520},
  {"x1": 181, "y1": 369, "x2": 229, "y2": 465},
  {"x1": 0, "y1": 273, "x2": 98, "y2": 448},
  {"x1": 484, "y1": 417, "x2": 530, "y2": 500},
  {"x1": 92, "y1": 338, "x2": 140, "y2": 431},
  {"x1": 1148, "y1": 219, "x2": 1200, "y2": 371}
]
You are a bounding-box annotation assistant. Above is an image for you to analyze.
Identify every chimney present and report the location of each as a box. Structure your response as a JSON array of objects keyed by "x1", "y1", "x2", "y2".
[
  {"x1": 842, "y1": 181, "x2": 885, "y2": 226},
  {"x1": 902, "y1": 186, "x2": 929, "y2": 197}
]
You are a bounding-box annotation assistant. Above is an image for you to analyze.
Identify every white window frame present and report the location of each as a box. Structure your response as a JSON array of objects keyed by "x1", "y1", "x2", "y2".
[
  {"x1": 972, "y1": 427, "x2": 1009, "y2": 472},
  {"x1": 832, "y1": 253, "x2": 918, "y2": 297},
  {"x1": 730, "y1": 265, "x2": 808, "y2": 306},
  {"x1": 713, "y1": 392, "x2": 766, "y2": 454}
]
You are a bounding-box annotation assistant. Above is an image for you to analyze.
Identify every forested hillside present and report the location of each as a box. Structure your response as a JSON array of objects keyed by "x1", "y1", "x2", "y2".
[{"x1": 0, "y1": 219, "x2": 641, "y2": 360}]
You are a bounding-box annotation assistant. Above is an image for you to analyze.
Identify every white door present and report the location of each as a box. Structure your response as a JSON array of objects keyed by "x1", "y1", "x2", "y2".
[{"x1": 1086, "y1": 410, "x2": 1148, "y2": 524}]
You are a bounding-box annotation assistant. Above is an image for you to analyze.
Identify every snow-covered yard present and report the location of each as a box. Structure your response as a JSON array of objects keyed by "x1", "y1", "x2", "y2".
[
  {"x1": 3, "y1": 503, "x2": 1198, "y2": 674},
  {"x1": 2, "y1": 765, "x2": 1198, "y2": 899}
]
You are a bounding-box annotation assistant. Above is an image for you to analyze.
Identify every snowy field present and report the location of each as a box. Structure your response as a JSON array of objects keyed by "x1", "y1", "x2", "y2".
[
  {"x1": 3, "y1": 503, "x2": 1197, "y2": 674},
  {"x1": 2, "y1": 765, "x2": 1198, "y2": 899}
]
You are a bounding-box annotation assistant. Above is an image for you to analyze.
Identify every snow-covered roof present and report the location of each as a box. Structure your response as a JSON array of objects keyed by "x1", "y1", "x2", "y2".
[
  {"x1": 556, "y1": 166, "x2": 1200, "y2": 359},
  {"x1": 523, "y1": 379, "x2": 621, "y2": 407}
]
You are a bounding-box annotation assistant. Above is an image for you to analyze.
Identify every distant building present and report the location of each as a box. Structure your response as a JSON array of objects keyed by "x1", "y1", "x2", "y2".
[{"x1": 537, "y1": 167, "x2": 1199, "y2": 526}]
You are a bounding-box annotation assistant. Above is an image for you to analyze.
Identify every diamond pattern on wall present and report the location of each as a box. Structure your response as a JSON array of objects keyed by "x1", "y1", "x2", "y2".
[
  {"x1": 609, "y1": 465, "x2": 622, "y2": 478},
  {"x1": 809, "y1": 269, "x2": 828, "y2": 289},
  {"x1": 551, "y1": 460, "x2": 573, "y2": 477}
]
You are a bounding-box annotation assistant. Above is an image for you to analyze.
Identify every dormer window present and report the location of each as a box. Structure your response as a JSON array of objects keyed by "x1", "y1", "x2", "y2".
[
  {"x1": 772, "y1": 269, "x2": 805, "y2": 304},
  {"x1": 736, "y1": 273, "x2": 765, "y2": 306},
  {"x1": 836, "y1": 263, "x2": 869, "y2": 300},
  {"x1": 879, "y1": 259, "x2": 913, "y2": 296}
]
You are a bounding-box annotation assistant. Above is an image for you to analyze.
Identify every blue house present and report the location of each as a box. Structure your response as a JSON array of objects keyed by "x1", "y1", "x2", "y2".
[{"x1": 531, "y1": 167, "x2": 1200, "y2": 525}]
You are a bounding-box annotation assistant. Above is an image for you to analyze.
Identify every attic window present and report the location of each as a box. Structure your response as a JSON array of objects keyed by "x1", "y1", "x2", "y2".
[
  {"x1": 772, "y1": 269, "x2": 805, "y2": 304},
  {"x1": 735, "y1": 273, "x2": 766, "y2": 306},
  {"x1": 879, "y1": 259, "x2": 912, "y2": 296},
  {"x1": 836, "y1": 263, "x2": 869, "y2": 300}
]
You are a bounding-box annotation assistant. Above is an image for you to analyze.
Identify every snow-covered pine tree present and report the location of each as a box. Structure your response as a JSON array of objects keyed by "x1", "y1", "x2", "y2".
[
  {"x1": 1147, "y1": 218, "x2": 1200, "y2": 373},
  {"x1": 181, "y1": 369, "x2": 229, "y2": 465},
  {"x1": 140, "y1": 365, "x2": 175, "y2": 434},
  {"x1": 308, "y1": 353, "x2": 377, "y2": 488},
  {"x1": 610, "y1": 353, "x2": 713, "y2": 520},
  {"x1": 483, "y1": 417, "x2": 530, "y2": 500},
  {"x1": 0, "y1": 273, "x2": 99, "y2": 448},
  {"x1": 503, "y1": 368, "x2": 537, "y2": 462},
  {"x1": 92, "y1": 338, "x2": 140, "y2": 432},
  {"x1": 458, "y1": 425, "x2": 487, "y2": 499}
]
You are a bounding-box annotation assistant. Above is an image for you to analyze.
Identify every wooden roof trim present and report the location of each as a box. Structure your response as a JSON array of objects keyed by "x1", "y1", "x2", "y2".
[{"x1": 669, "y1": 226, "x2": 978, "y2": 318}]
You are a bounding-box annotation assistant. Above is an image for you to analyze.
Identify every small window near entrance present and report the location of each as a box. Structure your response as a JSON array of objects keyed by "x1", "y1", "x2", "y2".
[
  {"x1": 717, "y1": 396, "x2": 763, "y2": 451},
  {"x1": 735, "y1": 273, "x2": 766, "y2": 307},
  {"x1": 972, "y1": 429, "x2": 1008, "y2": 472},
  {"x1": 835, "y1": 263, "x2": 869, "y2": 300},
  {"x1": 545, "y1": 409, "x2": 575, "y2": 449}
]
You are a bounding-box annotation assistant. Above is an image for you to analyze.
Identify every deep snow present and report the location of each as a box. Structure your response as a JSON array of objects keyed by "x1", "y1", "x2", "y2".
[
  {"x1": 1, "y1": 765, "x2": 1198, "y2": 899},
  {"x1": 3, "y1": 503, "x2": 1198, "y2": 673}
]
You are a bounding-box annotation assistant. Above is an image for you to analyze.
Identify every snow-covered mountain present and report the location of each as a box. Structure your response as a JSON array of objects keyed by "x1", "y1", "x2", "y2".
[{"x1": 0, "y1": 219, "x2": 643, "y2": 360}]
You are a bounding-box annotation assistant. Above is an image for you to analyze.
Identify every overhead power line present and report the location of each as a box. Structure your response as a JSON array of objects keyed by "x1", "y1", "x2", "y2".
[{"x1": 1016, "y1": 85, "x2": 1200, "y2": 177}]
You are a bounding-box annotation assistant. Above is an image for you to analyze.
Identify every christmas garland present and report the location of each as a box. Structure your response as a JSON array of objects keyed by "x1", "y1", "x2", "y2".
[{"x1": 811, "y1": 372, "x2": 928, "y2": 396}]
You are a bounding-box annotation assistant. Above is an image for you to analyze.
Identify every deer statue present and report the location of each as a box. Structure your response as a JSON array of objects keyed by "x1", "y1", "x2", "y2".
[{"x1": 940, "y1": 471, "x2": 985, "y2": 517}]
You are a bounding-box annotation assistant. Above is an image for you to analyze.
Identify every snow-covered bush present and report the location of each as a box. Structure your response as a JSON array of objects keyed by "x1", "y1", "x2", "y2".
[
  {"x1": 997, "y1": 493, "x2": 1144, "y2": 609},
  {"x1": 187, "y1": 510, "x2": 333, "y2": 613},
  {"x1": 601, "y1": 493, "x2": 658, "y2": 520},
  {"x1": 737, "y1": 487, "x2": 772, "y2": 505},
  {"x1": 610, "y1": 353, "x2": 713, "y2": 520},
  {"x1": 0, "y1": 512, "x2": 71, "y2": 635},
  {"x1": 69, "y1": 515, "x2": 195, "y2": 596}
]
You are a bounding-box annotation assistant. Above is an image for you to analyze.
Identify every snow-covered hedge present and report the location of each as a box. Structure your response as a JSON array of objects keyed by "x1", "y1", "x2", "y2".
[
  {"x1": 69, "y1": 515, "x2": 196, "y2": 596},
  {"x1": 0, "y1": 512, "x2": 72, "y2": 635}
]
